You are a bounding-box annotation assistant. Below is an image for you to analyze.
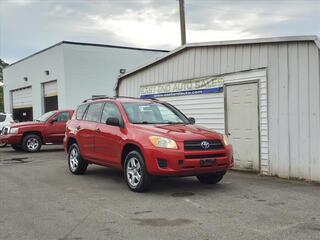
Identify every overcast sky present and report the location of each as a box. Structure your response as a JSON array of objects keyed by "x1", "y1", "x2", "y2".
[{"x1": 0, "y1": 0, "x2": 319, "y2": 63}]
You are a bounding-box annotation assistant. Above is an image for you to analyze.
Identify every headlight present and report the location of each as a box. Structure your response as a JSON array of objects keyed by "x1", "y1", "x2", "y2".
[
  {"x1": 222, "y1": 134, "x2": 229, "y2": 146},
  {"x1": 149, "y1": 136, "x2": 178, "y2": 149},
  {"x1": 10, "y1": 128, "x2": 19, "y2": 134}
]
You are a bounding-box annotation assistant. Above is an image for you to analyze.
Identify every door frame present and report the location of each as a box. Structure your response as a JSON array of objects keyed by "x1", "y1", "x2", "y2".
[{"x1": 224, "y1": 80, "x2": 261, "y2": 172}]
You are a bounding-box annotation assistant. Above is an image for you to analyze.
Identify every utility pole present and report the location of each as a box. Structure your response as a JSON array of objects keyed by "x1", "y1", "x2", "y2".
[{"x1": 179, "y1": 0, "x2": 186, "y2": 45}]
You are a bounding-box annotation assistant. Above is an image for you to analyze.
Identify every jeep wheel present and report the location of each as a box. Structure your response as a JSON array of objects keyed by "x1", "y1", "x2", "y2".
[
  {"x1": 197, "y1": 171, "x2": 226, "y2": 184},
  {"x1": 22, "y1": 134, "x2": 42, "y2": 152},
  {"x1": 124, "y1": 151, "x2": 151, "y2": 192},
  {"x1": 68, "y1": 143, "x2": 88, "y2": 175}
]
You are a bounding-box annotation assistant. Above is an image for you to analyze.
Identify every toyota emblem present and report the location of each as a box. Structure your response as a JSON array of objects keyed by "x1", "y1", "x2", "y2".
[{"x1": 201, "y1": 141, "x2": 210, "y2": 149}]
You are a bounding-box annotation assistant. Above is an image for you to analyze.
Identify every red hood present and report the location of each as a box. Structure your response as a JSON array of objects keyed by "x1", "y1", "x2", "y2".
[
  {"x1": 10, "y1": 121, "x2": 46, "y2": 128},
  {"x1": 133, "y1": 124, "x2": 223, "y2": 141}
]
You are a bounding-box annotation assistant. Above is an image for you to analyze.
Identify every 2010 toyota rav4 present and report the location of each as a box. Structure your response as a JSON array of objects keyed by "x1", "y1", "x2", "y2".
[{"x1": 64, "y1": 97, "x2": 233, "y2": 192}]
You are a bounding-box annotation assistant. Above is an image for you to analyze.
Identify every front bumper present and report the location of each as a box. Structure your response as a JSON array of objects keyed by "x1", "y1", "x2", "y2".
[
  {"x1": 143, "y1": 145, "x2": 233, "y2": 176},
  {"x1": 0, "y1": 134, "x2": 23, "y2": 145}
]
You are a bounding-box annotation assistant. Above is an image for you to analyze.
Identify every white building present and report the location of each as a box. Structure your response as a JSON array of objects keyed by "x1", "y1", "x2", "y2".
[
  {"x1": 117, "y1": 36, "x2": 320, "y2": 182},
  {"x1": 3, "y1": 41, "x2": 167, "y2": 121}
]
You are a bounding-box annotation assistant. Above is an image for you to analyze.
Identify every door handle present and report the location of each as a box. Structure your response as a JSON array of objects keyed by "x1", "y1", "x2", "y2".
[
  {"x1": 96, "y1": 128, "x2": 101, "y2": 132},
  {"x1": 76, "y1": 126, "x2": 81, "y2": 130},
  {"x1": 226, "y1": 132, "x2": 231, "y2": 136}
]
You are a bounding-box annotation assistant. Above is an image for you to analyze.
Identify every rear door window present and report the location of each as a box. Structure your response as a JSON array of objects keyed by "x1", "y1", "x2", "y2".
[
  {"x1": 76, "y1": 104, "x2": 88, "y2": 120},
  {"x1": 84, "y1": 103, "x2": 104, "y2": 122}
]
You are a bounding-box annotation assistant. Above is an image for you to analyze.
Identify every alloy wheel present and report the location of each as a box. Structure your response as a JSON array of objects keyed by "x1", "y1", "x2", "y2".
[
  {"x1": 126, "y1": 157, "x2": 142, "y2": 187},
  {"x1": 69, "y1": 147, "x2": 79, "y2": 172},
  {"x1": 27, "y1": 138, "x2": 39, "y2": 151}
]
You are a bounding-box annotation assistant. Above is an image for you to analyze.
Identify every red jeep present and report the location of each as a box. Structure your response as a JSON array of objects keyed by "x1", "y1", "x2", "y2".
[
  {"x1": 0, "y1": 110, "x2": 74, "y2": 152},
  {"x1": 64, "y1": 97, "x2": 233, "y2": 192}
]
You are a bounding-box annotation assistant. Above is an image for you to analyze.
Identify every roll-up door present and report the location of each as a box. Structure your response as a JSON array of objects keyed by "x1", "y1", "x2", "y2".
[
  {"x1": 160, "y1": 93, "x2": 225, "y2": 134},
  {"x1": 43, "y1": 81, "x2": 58, "y2": 112},
  {"x1": 11, "y1": 87, "x2": 33, "y2": 122}
]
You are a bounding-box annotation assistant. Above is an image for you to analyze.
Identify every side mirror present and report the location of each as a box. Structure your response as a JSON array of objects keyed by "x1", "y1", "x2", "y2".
[
  {"x1": 189, "y1": 117, "x2": 195, "y2": 124},
  {"x1": 50, "y1": 118, "x2": 57, "y2": 124},
  {"x1": 106, "y1": 117, "x2": 121, "y2": 127}
]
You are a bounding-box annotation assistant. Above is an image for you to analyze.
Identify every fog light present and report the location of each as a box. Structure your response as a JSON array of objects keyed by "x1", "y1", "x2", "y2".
[{"x1": 157, "y1": 159, "x2": 167, "y2": 168}]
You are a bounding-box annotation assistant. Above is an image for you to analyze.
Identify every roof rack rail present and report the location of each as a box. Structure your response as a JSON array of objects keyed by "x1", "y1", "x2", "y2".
[
  {"x1": 82, "y1": 95, "x2": 114, "y2": 103},
  {"x1": 115, "y1": 96, "x2": 159, "y2": 101},
  {"x1": 115, "y1": 96, "x2": 141, "y2": 99}
]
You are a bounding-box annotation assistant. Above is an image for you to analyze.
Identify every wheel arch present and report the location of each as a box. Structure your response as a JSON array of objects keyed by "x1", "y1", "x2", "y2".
[
  {"x1": 22, "y1": 131, "x2": 43, "y2": 143},
  {"x1": 67, "y1": 137, "x2": 78, "y2": 151},
  {"x1": 121, "y1": 143, "x2": 143, "y2": 169}
]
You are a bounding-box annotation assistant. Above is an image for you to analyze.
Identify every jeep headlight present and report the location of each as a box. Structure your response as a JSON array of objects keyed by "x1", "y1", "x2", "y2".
[
  {"x1": 149, "y1": 136, "x2": 178, "y2": 149},
  {"x1": 222, "y1": 134, "x2": 229, "y2": 146},
  {"x1": 10, "y1": 128, "x2": 19, "y2": 134}
]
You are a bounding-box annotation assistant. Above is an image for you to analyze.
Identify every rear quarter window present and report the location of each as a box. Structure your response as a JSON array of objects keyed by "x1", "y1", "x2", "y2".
[{"x1": 76, "y1": 104, "x2": 88, "y2": 120}]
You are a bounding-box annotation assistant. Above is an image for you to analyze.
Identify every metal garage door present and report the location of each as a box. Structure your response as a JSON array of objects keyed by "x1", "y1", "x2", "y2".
[
  {"x1": 12, "y1": 87, "x2": 32, "y2": 109},
  {"x1": 43, "y1": 81, "x2": 58, "y2": 97},
  {"x1": 160, "y1": 93, "x2": 225, "y2": 133},
  {"x1": 43, "y1": 81, "x2": 58, "y2": 112},
  {"x1": 11, "y1": 87, "x2": 33, "y2": 122}
]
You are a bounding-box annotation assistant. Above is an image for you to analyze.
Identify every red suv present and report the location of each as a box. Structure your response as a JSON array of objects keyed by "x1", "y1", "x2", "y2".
[
  {"x1": 0, "y1": 110, "x2": 74, "y2": 152},
  {"x1": 64, "y1": 97, "x2": 233, "y2": 192}
]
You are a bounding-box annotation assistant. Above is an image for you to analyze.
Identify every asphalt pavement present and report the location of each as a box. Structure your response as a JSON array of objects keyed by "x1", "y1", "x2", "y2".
[{"x1": 0, "y1": 145, "x2": 319, "y2": 240}]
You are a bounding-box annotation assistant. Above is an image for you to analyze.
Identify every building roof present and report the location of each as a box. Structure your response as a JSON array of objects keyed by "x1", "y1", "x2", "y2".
[
  {"x1": 118, "y1": 35, "x2": 320, "y2": 81},
  {"x1": 6, "y1": 41, "x2": 169, "y2": 68}
]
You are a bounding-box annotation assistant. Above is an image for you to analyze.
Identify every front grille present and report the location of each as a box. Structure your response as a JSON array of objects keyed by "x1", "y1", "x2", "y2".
[
  {"x1": 185, "y1": 153, "x2": 226, "y2": 159},
  {"x1": 1, "y1": 126, "x2": 9, "y2": 135},
  {"x1": 184, "y1": 140, "x2": 224, "y2": 151}
]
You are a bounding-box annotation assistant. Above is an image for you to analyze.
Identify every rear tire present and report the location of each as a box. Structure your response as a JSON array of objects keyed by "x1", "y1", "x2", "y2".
[
  {"x1": 124, "y1": 150, "x2": 151, "y2": 192},
  {"x1": 22, "y1": 134, "x2": 42, "y2": 152},
  {"x1": 68, "y1": 143, "x2": 88, "y2": 175},
  {"x1": 11, "y1": 144, "x2": 23, "y2": 151},
  {"x1": 197, "y1": 171, "x2": 226, "y2": 184}
]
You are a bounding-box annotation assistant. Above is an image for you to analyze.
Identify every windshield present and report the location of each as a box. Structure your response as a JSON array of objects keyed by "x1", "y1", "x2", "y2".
[
  {"x1": 122, "y1": 102, "x2": 189, "y2": 124},
  {"x1": 35, "y1": 111, "x2": 56, "y2": 122},
  {"x1": 0, "y1": 114, "x2": 5, "y2": 122}
]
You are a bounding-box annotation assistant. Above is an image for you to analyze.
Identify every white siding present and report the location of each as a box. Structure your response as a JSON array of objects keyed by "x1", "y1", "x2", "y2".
[
  {"x1": 119, "y1": 41, "x2": 320, "y2": 181},
  {"x1": 63, "y1": 44, "x2": 165, "y2": 109},
  {"x1": 161, "y1": 93, "x2": 225, "y2": 132},
  {"x1": 3, "y1": 45, "x2": 64, "y2": 118}
]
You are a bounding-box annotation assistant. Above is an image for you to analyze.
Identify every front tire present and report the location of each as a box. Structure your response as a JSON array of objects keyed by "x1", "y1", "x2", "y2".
[
  {"x1": 197, "y1": 171, "x2": 226, "y2": 184},
  {"x1": 22, "y1": 134, "x2": 42, "y2": 152},
  {"x1": 124, "y1": 151, "x2": 151, "y2": 192},
  {"x1": 68, "y1": 143, "x2": 88, "y2": 175}
]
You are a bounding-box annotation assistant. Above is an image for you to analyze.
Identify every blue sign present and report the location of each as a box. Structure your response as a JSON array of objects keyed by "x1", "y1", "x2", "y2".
[
  {"x1": 140, "y1": 76, "x2": 224, "y2": 99},
  {"x1": 140, "y1": 87, "x2": 223, "y2": 99}
]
